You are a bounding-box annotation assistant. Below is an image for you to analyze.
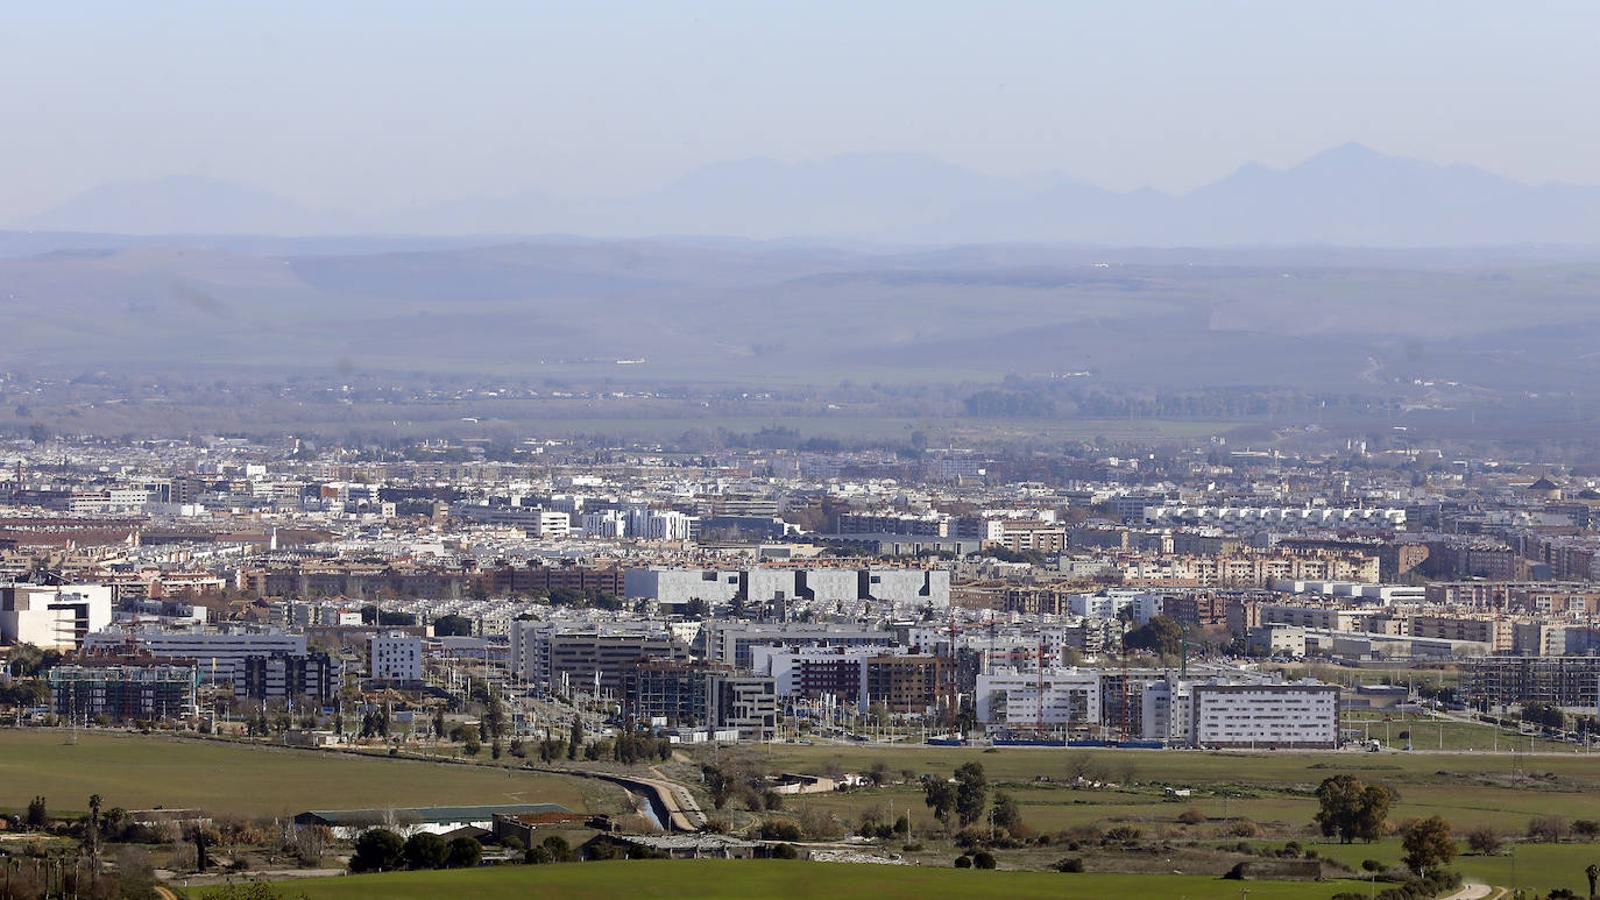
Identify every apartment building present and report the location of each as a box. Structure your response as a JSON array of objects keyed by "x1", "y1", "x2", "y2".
[
  {"x1": 83, "y1": 629, "x2": 307, "y2": 680},
  {"x1": 48, "y1": 662, "x2": 198, "y2": 722},
  {"x1": 974, "y1": 667, "x2": 1100, "y2": 728},
  {"x1": 369, "y1": 631, "x2": 424, "y2": 684},
  {"x1": 1189, "y1": 684, "x2": 1340, "y2": 749}
]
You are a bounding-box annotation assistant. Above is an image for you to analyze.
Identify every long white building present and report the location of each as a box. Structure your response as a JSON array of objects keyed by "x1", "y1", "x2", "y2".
[
  {"x1": 83, "y1": 629, "x2": 307, "y2": 681},
  {"x1": 624, "y1": 566, "x2": 950, "y2": 610},
  {"x1": 1189, "y1": 683, "x2": 1340, "y2": 749}
]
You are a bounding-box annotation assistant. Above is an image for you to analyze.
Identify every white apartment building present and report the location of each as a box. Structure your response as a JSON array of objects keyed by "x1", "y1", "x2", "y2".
[
  {"x1": 1190, "y1": 683, "x2": 1340, "y2": 749},
  {"x1": 1067, "y1": 590, "x2": 1162, "y2": 624},
  {"x1": 369, "y1": 631, "x2": 424, "y2": 683},
  {"x1": 580, "y1": 509, "x2": 627, "y2": 539},
  {"x1": 83, "y1": 630, "x2": 307, "y2": 681},
  {"x1": 624, "y1": 566, "x2": 950, "y2": 610},
  {"x1": 975, "y1": 667, "x2": 1101, "y2": 728},
  {"x1": 625, "y1": 507, "x2": 697, "y2": 541},
  {"x1": 0, "y1": 584, "x2": 114, "y2": 650}
]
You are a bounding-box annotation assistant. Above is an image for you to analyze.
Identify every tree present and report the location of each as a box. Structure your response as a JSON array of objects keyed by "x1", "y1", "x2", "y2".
[
  {"x1": 433, "y1": 614, "x2": 473, "y2": 637},
  {"x1": 990, "y1": 791, "x2": 1023, "y2": 834},
  {"x1": 445, "y1": 836, "x2": 482, "y2": 868},
  {"x1": 1314, "y1": 776, "x2": 1393, "y2": 844},
  {"x1": 26, "y1": 795, "x2": 46, "y2": 829},
  {"x1": 1122, "y1": 616, "x2": 1183, "y2": 657},
  {"x1": 923, "y1": 777, "x2": 957, "y2": 828},
  {"x1": 1465, "y1": 826, "x2": 1503, "y2": 855},
  {"x1": 1400, "y1": 816, "x2": 1458, "y2": 876},
  {"x1": 567, "y1": 715, "x2": 584, "y2": 761},
  {"x1": 88, "y1": 793, "x2": 103, "y2": 852},
  {"x1": 349, "y1": 828, "x2": 406, "y2": 873},
  {"x1": 402, "y1": 832, "x2": 449, "y2": 870},
  {"x1": 540, "y1": 835, "x2": 572, "y2": 862},
  {"x1": 954, "y1": 762, "x2": 988, "y2": 828}
]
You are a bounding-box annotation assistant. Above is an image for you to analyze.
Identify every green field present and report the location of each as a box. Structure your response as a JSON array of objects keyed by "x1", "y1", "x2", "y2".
[
  {"x1": 0, "y1": 730, "x2": 601, "y2": 818},
  {"x1": 1277, "y1": 839, "x2": 1600, "y2": 897},
  {"x1": 720, "y1": 744, "x2": 1600, "y2": 837},
  {"x1": 196, "y1": 859, "x2": 1367, "y2": 899}
]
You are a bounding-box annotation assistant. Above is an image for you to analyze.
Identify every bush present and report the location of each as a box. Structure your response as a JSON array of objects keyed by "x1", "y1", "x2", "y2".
[
  {"x1": 1053, "y1": 857, "x2": 1085, "y2": 873},
  {"x1": 401, "y1": 832, "x2": 449, "y2": 870},
  {"x1": 770, "y1": 843, "x2": 798, "y2": 860},
  {"x1": 972, "y1": 850, "x2": 996, "y2": 869},
  {"x1": 540, "y1": 835, "x2": 572, "y2": 862},
  {"x1": 1528, "y1": 816, "x2": 1569, "y2": 843},
  {"x1": 953, "y1": 855, "x2": 972, "y2": 868},
  {"x1": 349, "y1": 828, "x2": 405, "y2": 873},
  {"x1": 1361, "y1": 859, "x2": 1385, "y2": 872},
  {"x1": 759, "y1": 820, "x2": 803, "y2": 842},
  {"x1": 1465, "y1": 826, "x2": 1503, "y2": 855},
  {"x1": 445, "y1": 836, "x2": 482, "y2": 869},
  {"x1": 1225, "y1": 819, "x2": 1264, "y2": 838},
  {"x1": 1103, "y1": 825, "x2": 1142, "y2": 843},
  {"x1": 1176, "y1": 808, "x2": 1207, "y2": 826},
  {"x1": 1572, "y1": 819, "x2": 1600, "y2": 841}
]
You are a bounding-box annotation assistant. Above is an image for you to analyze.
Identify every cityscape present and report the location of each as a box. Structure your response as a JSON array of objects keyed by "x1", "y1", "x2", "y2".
[{"x1": 5, "y1": 4, "x2": 1600, "y2": 900}]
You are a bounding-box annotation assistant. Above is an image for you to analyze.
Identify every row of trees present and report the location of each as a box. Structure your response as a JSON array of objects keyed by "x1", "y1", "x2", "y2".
[{"x1": 349, "y1": 829, "x2": 481, "y2": 873}]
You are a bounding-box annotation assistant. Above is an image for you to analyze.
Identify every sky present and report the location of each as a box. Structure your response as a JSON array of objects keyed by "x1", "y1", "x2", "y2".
[{"x1": 2, "y1": 1, "x2": 1598, "y2": 220}]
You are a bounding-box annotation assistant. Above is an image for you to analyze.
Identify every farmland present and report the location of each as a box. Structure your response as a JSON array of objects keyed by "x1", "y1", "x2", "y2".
[{"x1": 0, "y1": 730, "x2": 608, "y2": 819}]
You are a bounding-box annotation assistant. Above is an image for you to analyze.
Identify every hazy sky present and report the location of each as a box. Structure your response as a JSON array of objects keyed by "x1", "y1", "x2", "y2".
[{"x1": 3, "y1": 1, "x2": 1597, "y2": 219}]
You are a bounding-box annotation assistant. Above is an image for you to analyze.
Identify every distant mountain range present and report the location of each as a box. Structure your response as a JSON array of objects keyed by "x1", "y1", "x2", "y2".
[{"x1": 17, "y1": 144, "x2": 1600, "y2": 245}]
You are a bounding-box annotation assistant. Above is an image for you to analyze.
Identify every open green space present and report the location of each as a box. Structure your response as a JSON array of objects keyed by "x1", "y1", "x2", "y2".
[
  {"x1": 725, "y1": 744, "x2": 1600, "y2": 838},
  {"x1": 196, "y1": 859, "x2": 1367, "y2": 899},
  {"x1": 0, "y1": 730, "x2": 598, "y2": 818},
  {"x1": 1252, "y1": 839, "x2": 1600, "y2": 898}
]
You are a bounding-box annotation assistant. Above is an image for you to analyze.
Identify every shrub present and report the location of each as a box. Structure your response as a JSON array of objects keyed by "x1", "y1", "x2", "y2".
[
  {"x1": 1225, "y1": 819, "x2": 1264, "y2": 838},
  {"x1": 1528, "y1": 816, "x2": 1569, "y2": 843},
  {"x1": 1361, "y1": 859, "x2": 1385, "y2": 872},
  {"x1": 1176, "y1": 808, "x2": 1207, "y2": 826},
  {"x1": 349, "y1": 828, "x2": 405, "y2": 873},
  {"x1": 1465, "y1": 826, "x2": 1503, "y2": 855},
  {"x1": 972, "y1": 850, "x2": 996, "y2": 869},
  {"x1": 953, "y1": 855, "x2": 972, "y2": 868},
  {"x1": 759, "y1": 820, "x2": 803, "y2": 842},
  {"x1": 1053, "y1": 857, "x2": 1085, "y2": 873},
  {"x1": 1103, "y1": 825, "x2": 1142, "y2": 843},
  {"x1": 445, "y1": 836, "x2": 481, "y2": 869},
  {"x1": 401, "y1": 832, "x2": 449, "y2": 870},
  {"x1": 770, "y1": 843, "x2": 799, "y2": 860}
]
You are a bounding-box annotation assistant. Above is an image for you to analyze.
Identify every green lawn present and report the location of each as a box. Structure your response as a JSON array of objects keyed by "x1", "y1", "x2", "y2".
[
  {"x1": 195, "y1": 859, "x2": 1366, "y2": 899},
  {"x1": 0, "y1": 730, "x2": 599, "y2": 818}
]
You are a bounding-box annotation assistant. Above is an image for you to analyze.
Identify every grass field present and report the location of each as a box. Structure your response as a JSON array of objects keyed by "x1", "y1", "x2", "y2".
[
  {"x1": 1265, "y1": 839, "x2": 1600, "y2": 897},
  {"x1": 0, "y1": 730, "x2": 603, "y2": 818},
  {"x1": 194, "y1": 859, "x2": 1368, "y2": 899},
  {"x1": 719, "y1": 744, "x2": 1600, "y2": 837}
]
